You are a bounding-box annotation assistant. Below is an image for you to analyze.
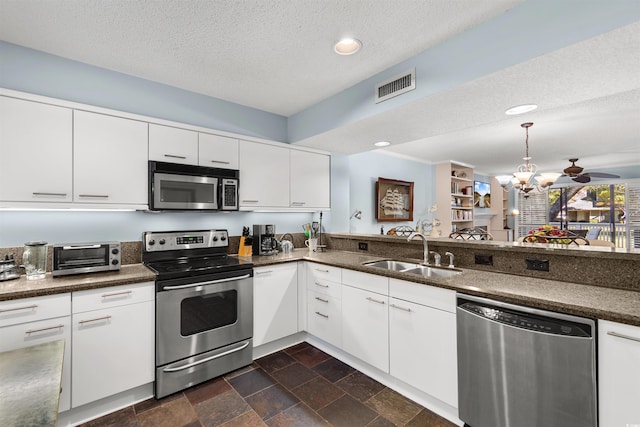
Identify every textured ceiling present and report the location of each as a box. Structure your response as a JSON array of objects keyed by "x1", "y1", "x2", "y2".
[
  {"x1": 0, "y1": 0, "x2": 519, "y2": 116},
  {"x1": 0, "y1": 0, "x2": 638, "y2": 175}
]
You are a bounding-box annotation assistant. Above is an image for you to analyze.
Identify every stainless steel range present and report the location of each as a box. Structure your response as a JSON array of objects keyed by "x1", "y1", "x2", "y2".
[{"x1": 142, "y1": 229, "x2": 254, "y2": 399}]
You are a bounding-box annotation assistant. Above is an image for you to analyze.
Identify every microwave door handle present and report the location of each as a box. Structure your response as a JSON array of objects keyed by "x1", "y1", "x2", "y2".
[
  {"x1": 62, "y1": 244, "x2": 103, "y2": 250},
  {"x1": 162, "y1": 274, "x2": 251, "y2": 290}
]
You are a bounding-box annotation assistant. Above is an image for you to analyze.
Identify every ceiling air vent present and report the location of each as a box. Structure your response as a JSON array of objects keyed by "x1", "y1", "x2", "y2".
[{"x1": 375, "y1": 68, "x2": 416, "y2": 103}]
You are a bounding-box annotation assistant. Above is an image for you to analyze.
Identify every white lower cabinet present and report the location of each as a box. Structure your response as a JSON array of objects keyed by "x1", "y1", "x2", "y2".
[
  {"x1": 253, "y1": 264, "x2": 298, "y2": 347},
  {"x1": 341, "y1": 284, "x2": 389, "y2": 372},
  {"x1": 306, "y1": 262, "x2": 342, "y2": 347},
  {"x1": 598, "y1": 319, "x2": 640, "y2": 426},
  {"x1": 71, "y1": 282, "x2": 154, "y2": 408},
  {"x1": 0, "y1": 294, "x2": 72, "y2": 411},
  {"x1": 389, "y1": 279, "x2": 458, "y2": 408}
]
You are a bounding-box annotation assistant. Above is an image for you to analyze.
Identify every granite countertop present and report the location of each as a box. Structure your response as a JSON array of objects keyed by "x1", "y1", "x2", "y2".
[
  {"x1": 0, "y1": 264, "x2": 156, "y2": 301},
  {"x1": 246, "y1": 248, "x2": 640, "y2": 327},
  {"x1": 0, "y1": 339, "x2": 65, "y2": 427},
  {"x1": 1, "y1": 249, "x2": 638, "y2": 327}
]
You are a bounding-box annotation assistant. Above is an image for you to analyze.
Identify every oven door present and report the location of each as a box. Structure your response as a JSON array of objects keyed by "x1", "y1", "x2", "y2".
[
  {"x1": 152, "y1": 172, "x2": 219, "y2": 210},
  {"x1": 156, "y1": 270, "x2": 253, "y2": 367}
]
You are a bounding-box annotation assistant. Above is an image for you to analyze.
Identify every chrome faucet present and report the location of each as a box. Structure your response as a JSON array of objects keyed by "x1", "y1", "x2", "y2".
[
  {"x1": 429, "y1": 251, "x2": 441, "y2": 267},
  {"x1": 407, "y1": 232, "x2": 429, "y2": 265},
  {"x1": 445, "y1": 251, "x2": 455, "y2": 268}
]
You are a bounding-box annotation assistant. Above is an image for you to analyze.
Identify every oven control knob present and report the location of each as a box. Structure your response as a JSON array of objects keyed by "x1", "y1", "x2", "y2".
[
  {"x1": 159, "y1": 239, "x2": 166, "y2": 245},
  {"x1": 221, "y1": 235, "x2": 227, "y2": 241},
  {"x1": 111, "y1": 248, "x2": 119, "y2": 255},
  {"x1": 148, "y1": 239, "x2": 155, "y2": 246},
  {"x1": 212, "y1": 236, "x2": 219, "y2": 242},
  {"x1": 111, "y1": 259, "x2": 119, "y2": 265}
]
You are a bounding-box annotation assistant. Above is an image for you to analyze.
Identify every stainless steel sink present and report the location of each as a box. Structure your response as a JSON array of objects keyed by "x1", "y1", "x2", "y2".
[
  {"x1": 362, "y1": 260, "x2": 419, "y2": 271},
  {"x1": 363, "y1": 260, "x2": 462, "y2": 278}
]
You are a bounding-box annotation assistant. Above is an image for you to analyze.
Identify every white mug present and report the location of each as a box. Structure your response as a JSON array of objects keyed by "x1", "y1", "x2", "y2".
[{"x1": 305, "y1": 238, "x2": 318, "y2": 252}]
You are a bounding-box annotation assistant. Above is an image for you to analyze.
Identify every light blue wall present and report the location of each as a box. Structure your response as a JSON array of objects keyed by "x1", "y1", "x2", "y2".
[
  {"x1": 347, "y1": 152, "x2": 435, "y2": 234},
  {"x1": 0, "y1": 41, "x2": 288, "y2": 142},
  {"x1": 0, "y1": 210, "x2": 315, "y2": 247}
]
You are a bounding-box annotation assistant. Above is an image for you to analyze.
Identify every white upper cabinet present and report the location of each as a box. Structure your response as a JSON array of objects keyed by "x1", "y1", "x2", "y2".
[
  {"x1": 290, "y1": 150, "x2": 330, "y2": 209},
  {"x1": 239, "y1": 140, "x2": 290, "y2": 208},
  {"x1": 74, "y1": 110, "x2": 148, "y2": 206},
  {"x1": 148, "y1": 124, "x2": 198, "y2": 165},
  {"x1": 199, "y1": 133, "x2": 239, "y2": 169},
  {"x1": 0, "y1": 96, "x2": 73, "y2": 203}
]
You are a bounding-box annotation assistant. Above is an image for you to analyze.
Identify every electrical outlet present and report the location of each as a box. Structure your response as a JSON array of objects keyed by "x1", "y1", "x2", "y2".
[
  {"x1": 526, "y1": 258, "x2": 549, "y2": 272},
  {"x1": 475, "y1": 254, "x2": 493, "y2": 265},
  {"x1": 358, "y1": 242, "x2": 368, "y2": 251}
]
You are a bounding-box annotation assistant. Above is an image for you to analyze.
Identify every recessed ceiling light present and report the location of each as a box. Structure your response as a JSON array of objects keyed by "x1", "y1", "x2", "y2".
[
  {"x1": 334, "y1": 38, "x2": 362, "y2": 55},
  {"x1": 505, "y1": 104, "x2": 538, "y2": 115},
  {"x1": 374, "y1": 141, "x2": 390, "y2": 147}
]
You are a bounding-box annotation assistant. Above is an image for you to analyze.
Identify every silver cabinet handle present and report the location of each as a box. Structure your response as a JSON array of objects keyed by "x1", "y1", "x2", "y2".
[
  {"x1": 32, "y1": 192, "x2": 67, "y2": 197},
  {"x1": 102, "y1": 290, "x2": 132, "y2": 298},
  {"x1": 78, "y1": 194, "x2": 109, "y2": 198},
  {"x1": 607, "y1": 331, "x2": 640, "y2": 343},
  {"x1": 163, "y1": 274, "x2": 250, "y2": 290},
  {"x1": 314, "y1": 281, "x2": 329, "y2": 288},
  {"x1": 367, "y1": 297, "x2": 386, "y2": 305},
  {"x1": 390, "y1": 303, "x2": 411, "y2": 312},
  {"x1": 0, "y1": 304, "x2": 38, "y2": 313},
  {"x1": 315, "y1": 311, "x2": 329, "y2": 318},
  {"x1": 163, "y1": 341, "x2": 249, "y2": 372},
  {"x1": 210, "y1": 160, "x2": 230, "y2": 164},
  {"x1": 315, "y1": 296, "x2": 329, "y2": 303},
  {"x1": 26, "y1": 324, "x2": 64, "y2": 334},
  {"x1": 242, "y1": 200, "x2": 259, "y2": 203},
  {"x1": 314, "y1": 268, "x2": 329, "y2": 273},
  {"x1": 255, "y1": 270, "x2": 273, "y2": 275},
  {"x1": 164, "y1": 154, "x2": 187, "y2": 159},
  {"x1": 79, "y1": 315, "x2": 112, "y2": 324},
  {"x1": 291, "y1": 202, "x2": 306, "y2": 206}
]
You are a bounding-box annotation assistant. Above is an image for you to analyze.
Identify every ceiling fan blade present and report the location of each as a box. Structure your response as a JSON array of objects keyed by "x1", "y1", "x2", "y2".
[
  {"x1": 572, "y1": 174, "x2": 591, "y2": 183},
  {"x1": 583, "y1": 172, "x2": 620, "y2": 178}
]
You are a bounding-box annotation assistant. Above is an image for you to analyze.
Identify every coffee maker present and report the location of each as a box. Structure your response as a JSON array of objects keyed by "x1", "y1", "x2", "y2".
[{"x1": 253, "y1": 224, "x2": 278, "y2": 255}]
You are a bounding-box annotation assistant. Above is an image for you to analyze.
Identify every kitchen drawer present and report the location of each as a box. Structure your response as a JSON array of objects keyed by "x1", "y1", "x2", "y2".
[
  {"x1": 307, "y1": 262, "x2": 341, "y2": 284},
  {"x1": 72, "y1": 281, "x2": 155, "y2": 313},
  {"x1": 307, "y1": 274, "x2": 342, "y2": 298},
  {"x1": 342, "y1": 268, "x2": 388, "y2": 295},
  {"x1": 0, "y1": 293, "x2": 71, "y2": 328},
  {"x1": 307, "y1": 291, "x2": 341, "y2": 347},
  {"x1": 389, "y1": 278, "x2": 456, "y2": 313}
]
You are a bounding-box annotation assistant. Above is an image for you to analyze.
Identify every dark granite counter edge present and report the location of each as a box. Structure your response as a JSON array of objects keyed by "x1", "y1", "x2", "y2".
[{"x1": 1, "y1": 250, "x2": 638, "y2": 327}]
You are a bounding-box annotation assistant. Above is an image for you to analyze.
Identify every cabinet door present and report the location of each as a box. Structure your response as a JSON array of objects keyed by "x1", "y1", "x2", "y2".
[
  {"x1": 238, "y1": 140, "x2": 289, "y2": 208},
  {"x1": 389, "y1": 297, "x2": 458, "y2": 407},
  {"x1": 290, "y1": 150, "x2": 330, "y2": 209},
  {"x1": 74, "y1": 110, "x2": 148, "y2": 205},
  {"x1": 0, "y1": 96, "x2": 72, "y2": 202},
  {"x1": 149, "y1": 124, "x2": 198, "y2": 165},
  {"x1": 199, "y1": 133, "x2": 239, "y2": 169},
  {"x1": 253, "y1": 264, "x2": 298, "y2": 347},
  {"x1": 0, "y1": 316, "x2": 72, "y2": 411},
  {"x1": 71, "y1": 300, "x2": 154, "y2": 407},
  {"x1": 341, "y1": 285, "x2": 389, "y2": 372},
  {"x1": 599, "y1": 320, "x2": 640, "y2": 426}
]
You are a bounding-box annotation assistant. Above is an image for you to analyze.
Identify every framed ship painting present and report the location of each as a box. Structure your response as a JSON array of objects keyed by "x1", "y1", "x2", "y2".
[{"x1": 375, "y1": 177, "x2": 414, "y2": 222}]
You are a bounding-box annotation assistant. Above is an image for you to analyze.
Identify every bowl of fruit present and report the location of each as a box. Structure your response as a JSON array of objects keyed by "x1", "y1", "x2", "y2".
[{"x1": 522, "y1": 225, "x2": 576, "y2": 245}]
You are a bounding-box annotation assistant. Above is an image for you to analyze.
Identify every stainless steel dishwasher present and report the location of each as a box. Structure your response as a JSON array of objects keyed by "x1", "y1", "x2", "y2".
[{"x1": 457, "y1": 294, "x2": 597, "y2": 427}]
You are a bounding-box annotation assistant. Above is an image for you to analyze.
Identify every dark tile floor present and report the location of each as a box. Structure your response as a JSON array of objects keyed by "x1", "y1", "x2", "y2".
[{"x1": 79, "y1": 342, "x2": 456, "y2": 427}]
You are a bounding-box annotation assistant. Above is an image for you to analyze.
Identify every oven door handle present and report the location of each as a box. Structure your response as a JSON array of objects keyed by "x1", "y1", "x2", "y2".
[
  {"x1": 162, "y1": 274, "x2": 251, "y2": 291},
  {"x1": 162, "y1": 341, "x2": 250, "y2": 373}
]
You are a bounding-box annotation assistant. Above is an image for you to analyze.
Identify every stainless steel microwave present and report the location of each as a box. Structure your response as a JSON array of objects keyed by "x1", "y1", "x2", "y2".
[
  {"x1": 148, "y1": 161, "x2": 239, "y2": 211},
  {"x1": 52, "y1": 241, "x2": 121, "y2": 277}
]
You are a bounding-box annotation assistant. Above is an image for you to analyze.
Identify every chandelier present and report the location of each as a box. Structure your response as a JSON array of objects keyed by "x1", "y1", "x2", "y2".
[{"x1": 495, "y1": 122, "x2": 561, "y2": 196}]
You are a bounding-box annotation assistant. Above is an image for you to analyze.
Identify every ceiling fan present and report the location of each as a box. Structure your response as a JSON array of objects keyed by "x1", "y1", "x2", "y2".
[{"x1": 563, "y1": 158, "x2": 620, "y2": 183}]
